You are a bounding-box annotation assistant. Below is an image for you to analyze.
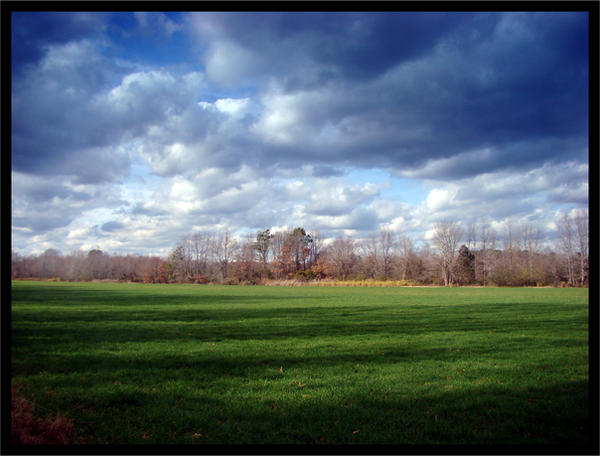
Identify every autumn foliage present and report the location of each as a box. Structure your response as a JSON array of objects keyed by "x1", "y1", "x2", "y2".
[
  {"x1": 11, "y1": 387, "x2": 79, "y2": 445},
  {"x1": 11, "y1": 216, "x2": 589, "y2": 287}
]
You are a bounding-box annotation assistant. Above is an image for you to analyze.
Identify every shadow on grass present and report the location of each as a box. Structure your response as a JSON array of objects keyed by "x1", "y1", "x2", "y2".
[
  {"x1": 10, "y1": 284, "x2": 590, "y2": 446},
  {"x1": 12, "y1": 332, "x2": 587, "y2": 393},
  {"x1": 13, "y1": 331, "x2": 589, "y2": 446},
  {"x1": 12, "y1": 299, "x2": 587, "y2": 349},
  {"x1": 181, "y1": 380, "x2": 590, "y2": 446},
  {"x1": 23, "y1": 375, "x2": 590, "y2": 446}
]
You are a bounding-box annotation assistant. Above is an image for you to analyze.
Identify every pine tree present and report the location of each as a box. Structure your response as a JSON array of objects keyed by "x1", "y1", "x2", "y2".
[{"x1": 455, "y1": 245, "x2": 475, "y2": 285}]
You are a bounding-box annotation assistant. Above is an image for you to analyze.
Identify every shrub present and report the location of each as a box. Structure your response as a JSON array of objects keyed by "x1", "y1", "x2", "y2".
[
  {"x1": 193, "y1": 275, "x2": 209, "y2": 284},
  {"x1": 293, "y1": 270, "x2": 315, "y2": 281},
  {"x1": 11, "y1": 387, "x2": 79, "y2": 444},
  {"x1": 222, "y1": 277, "x2": 239, "y2": 285}
]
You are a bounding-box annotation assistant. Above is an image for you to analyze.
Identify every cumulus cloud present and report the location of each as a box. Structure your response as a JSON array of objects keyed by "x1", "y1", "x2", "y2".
[
  {"x1": 305, "y1": 180, "x2": 381, "y2": 216},
  {"x1": 187, "y1": 12, "x2": 466, "y2": 87},
  {"x1": 15, "y1": 12, "x2": 587, "y2": 184},
  {"x1": 11, "y1": 172, "x2": 124, "y2": 235},
  {"x1": 12, "y1": 40, "x2": 131, "y2": 183},
  {"x1": 10, "y1": 11, "x2": 589, "y2": 255},
  {"x1": 13, "y1": 41, "x2": 209, "y2": 182},
  {"x1": 11, "y1": 12, "x2": 109, "y2": 74},
  {"x1": 425, "y1": 188, "x2": 454, "y2": 212},
  {"x1": 186, "y1": 11, "x2": 587, "y2": 179}
]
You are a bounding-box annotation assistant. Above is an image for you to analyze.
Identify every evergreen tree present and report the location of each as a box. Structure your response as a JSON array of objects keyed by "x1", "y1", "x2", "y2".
[
  {"x1": 253, "y1": 229, "x2": 273, "y2": 269},
  {"x1": 455, "y1": 245, "x2": 475, "y2": 285}
]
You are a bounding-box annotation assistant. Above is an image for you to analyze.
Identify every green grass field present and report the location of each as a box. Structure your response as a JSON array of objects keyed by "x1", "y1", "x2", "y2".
[{"x1": 11, "y1": 281, "x2": 589, "y2": 446}]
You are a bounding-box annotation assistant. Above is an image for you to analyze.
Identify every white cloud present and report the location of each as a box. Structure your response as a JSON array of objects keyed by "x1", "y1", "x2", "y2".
[
  {"x1": 67, "y1": 227, "x2": 90, "y2": 240},
  {"x1": 381, "y1": 216, "x2": 406, "y2": 232},
  {"x1": 250, "y1": 90, "x2": 303, "y2": 145},
  {"x1": 215, "y1": 97, "x2": 250, "y2": 116},
  {"x1": 306, "y1": 178, "x2": 381, "y2": 216},
  {"x1": 198, "y1": 97, "x2": 253, "y2": 120},
  {"x1": 169, "y1": 176, "x2": 198, "y2": 202},
  {"x1": 370, "y1": 199, "x2": 412, "y2": 221},
  {"x1": 424, "y1": 228, "x2": 436, "y2": 240},
  {"x1": 425, "y1": 188, "x2": 452, "y2": 212}
]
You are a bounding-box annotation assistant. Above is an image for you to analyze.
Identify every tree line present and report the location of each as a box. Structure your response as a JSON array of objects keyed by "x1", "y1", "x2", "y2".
[{"x1": 11, "y1": 213, "x2": 588, "y2": 287}]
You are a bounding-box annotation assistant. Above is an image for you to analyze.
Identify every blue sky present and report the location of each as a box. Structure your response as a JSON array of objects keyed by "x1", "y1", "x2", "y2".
[{"x1": 11, "y1": 11, "x2": 589, "y2": 256}]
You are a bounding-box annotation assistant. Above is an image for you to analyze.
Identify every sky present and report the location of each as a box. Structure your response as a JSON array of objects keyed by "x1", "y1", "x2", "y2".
[{"x1": 11, "y1": 11, "x2": 589, "y2": 256}]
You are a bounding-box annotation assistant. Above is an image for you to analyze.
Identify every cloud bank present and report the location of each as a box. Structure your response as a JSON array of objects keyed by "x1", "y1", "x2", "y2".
[{"x1": 11, "y1": 11, "x2": 589, "y2": 255}]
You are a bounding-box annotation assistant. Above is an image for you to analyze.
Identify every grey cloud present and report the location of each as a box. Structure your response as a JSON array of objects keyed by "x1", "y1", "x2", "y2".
[
  {"x1": 189, "y1": 12, "x2": 470, "y2": 88},
  {"x1": 548, "y1": 184, "x2": 588, "y2": 205},
  {"x1": 101, "y1": 221, "x2": 125, "y2": 232},
  {"x1": 399, "y1": 138, "x2": 587, "y2": 181},
  {"x1": 129, "y1": 202, "x2": 169, "y2": 217},
  {"x1": 11, "y1": 176, "x2": 92, "y2": 204},
  {"x1": 200, "y1": 186, "x2": 263, "y2": 215},
  {"x1": 311, "y1": 165, "x2": 345, "y2": 177},
  {"x1": 12, "y1": 40, "x2": 207, "y2": 184},
  {"x1": 12, "y1": 213, "x2": 72, "y2": 233},
  {"x1": 15, "y1": 12, "x2": 588, "y2": 189},
  {"x1": 187, "y1": 11, "x2": 586, "y2": 171},
  {"x1": 234, "y1": 12, "x2": 587, "y2": 180},
  {"x1": 11, "y1": 172, "x2": 125, "y2": 236},
  {"x1": 12, "y1": 12, "x2": 109, "y2": 74},
  {"x1": 10, "y1": 11, "x2": 589, "y2": 255},
  {"x1": 12, "y1": 41, "x2": 132, "y2": 183},
  {"x1": 451, "y1": 162, "x2": 589, "y2": 206}
]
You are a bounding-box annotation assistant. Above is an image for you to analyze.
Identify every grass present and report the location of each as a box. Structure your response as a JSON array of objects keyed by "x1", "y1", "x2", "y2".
[{"x1": 10, "y1": 281, "x2": 590, "y2": 446}]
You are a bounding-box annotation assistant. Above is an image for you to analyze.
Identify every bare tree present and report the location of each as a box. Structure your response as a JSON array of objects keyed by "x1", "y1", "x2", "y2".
[
  {"x1": 432, "y1": 221, "x2": 464, "y2": 286},
  {"x1": 415, "y1": 242, "x2": 439, "y2": 284},
  {"x1": 66, "y1": 250, "x2": 86, "y2": 281},
  {"x1": 307, "y1": 229, "x2": 323, "y2": 270},
  {"x1": 232, "y1": 234, "x2": 261, "y2": 284},
  {"x1": 379, "y1": 230, "x2": 396, "y2": 279},
  {"x1": 269, "y1": 231, "x2": 288, "y2": 279},
  {"x1": 522, "y1": 224, "x2": 542, "y2": 286},
  {"x1": 359, "y1": 234, "x2": 379, "y2": 279},
  {"x1": 213, "y1": 230, "x2": 238, "y2": 282},
  {"x1": 503, "y1": 218, "x2": 521, "y2": 269},
  {"x1": 397, "y1": 235, "x2": 414, "y2": 281},
  {"x1": 85, "y1": 248, "x2": 109, "y2": 280},
  {"x1": 175, "y1": 237, "x2": 193, "y2": 281},
  {"x1": 467, "y1": 221, "x2": 477, "y2": 251},
  {"x1": 11, "y1": 251, "x2": 21, "y2": 279},
  {"x1": 327, "y1": 237, "x2": 356, "y2": 279},
  {"x1": 557, "y1": 214, "x2": 576, "y2": 286},
  {"x1": 191, "y1": 232, "x2": 211, "y2": 278},
  {"x1": 574, "y1": 210, "x2": 588, "y2": 286},
  {"x1": 493, "y1": 219, "x2": 525, "y2": 285},
  {"x1": 270, "y1": 231, "x2": 285, "y2": 263},
  {"x1": 37, "y1": 248, "x2": 64, "y2": 278},
  {"x1": 477, "y1": 222, "x2": 495, "y2": 287}
]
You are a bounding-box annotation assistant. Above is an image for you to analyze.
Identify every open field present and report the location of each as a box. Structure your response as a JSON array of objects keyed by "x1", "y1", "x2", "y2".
[{"x1": 10, "y1": 281, "x2": 589, "y2": 446}]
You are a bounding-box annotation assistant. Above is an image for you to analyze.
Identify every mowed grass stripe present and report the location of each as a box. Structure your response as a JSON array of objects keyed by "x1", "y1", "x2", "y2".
[{"x1": 11, "y1": 281, "x2": 588, "y2": 445}]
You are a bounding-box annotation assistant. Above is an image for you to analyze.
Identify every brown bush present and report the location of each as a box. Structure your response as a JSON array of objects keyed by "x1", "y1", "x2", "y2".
[
  {"x1": 192, "y1": 275, "x2": 209, "y2": 284},
  {"x1": 11, "y1": 387, "x2": 79, "y2": 445}
]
